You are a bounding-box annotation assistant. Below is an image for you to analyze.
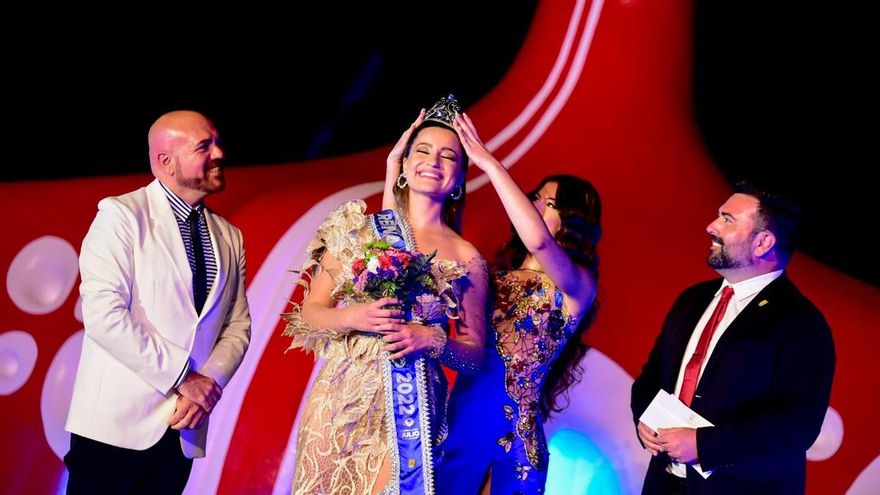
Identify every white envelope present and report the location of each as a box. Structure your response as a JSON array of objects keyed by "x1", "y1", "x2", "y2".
[{"x1": 639, "y1": 389, "x2": 714, "y2": 478}]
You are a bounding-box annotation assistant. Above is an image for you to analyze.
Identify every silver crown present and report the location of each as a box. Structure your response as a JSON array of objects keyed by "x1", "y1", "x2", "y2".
[{"x1": 424, "y1": 94, "x2": 461, "y2": 127}]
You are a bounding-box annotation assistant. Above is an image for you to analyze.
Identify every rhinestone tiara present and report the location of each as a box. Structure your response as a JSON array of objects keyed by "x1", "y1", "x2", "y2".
[{"x1": 423, "y1": 94, "x2": 461, "y2": 127}]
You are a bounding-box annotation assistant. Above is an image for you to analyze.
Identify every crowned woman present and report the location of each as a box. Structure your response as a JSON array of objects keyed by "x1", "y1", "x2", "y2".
[{"x1": 283, "y1": 95, "x2": 488, "y2": 495}]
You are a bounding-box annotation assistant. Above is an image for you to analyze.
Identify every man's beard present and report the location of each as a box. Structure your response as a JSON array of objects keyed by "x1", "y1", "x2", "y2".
[
  {"x1": 707, "y1": 237, "x2": 751, "y2": 270},
  {"x1": 179, "y1": 175, "x2": 224, "y2": 194},
  {"x1": 177, "y1": 162, "x2": 225, "y2": 194}
]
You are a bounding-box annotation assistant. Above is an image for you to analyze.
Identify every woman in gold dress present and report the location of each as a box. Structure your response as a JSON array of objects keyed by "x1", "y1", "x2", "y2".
[{"x1": 283, "y1": 95, "x2": 488, "y2": 495}]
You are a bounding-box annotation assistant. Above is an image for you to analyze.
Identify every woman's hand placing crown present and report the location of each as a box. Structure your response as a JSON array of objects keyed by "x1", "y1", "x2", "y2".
[{"x1": 454, "y1": 112, "x2": 504, "y2": 174}]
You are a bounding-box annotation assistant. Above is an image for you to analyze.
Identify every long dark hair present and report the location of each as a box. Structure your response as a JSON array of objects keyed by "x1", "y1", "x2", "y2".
[
  {"x1": 493, "y1": 174, "x2": 602, "y2": 416},
  {"x1": 392, "y1": 120, "x2": 469, "y2": 234}
]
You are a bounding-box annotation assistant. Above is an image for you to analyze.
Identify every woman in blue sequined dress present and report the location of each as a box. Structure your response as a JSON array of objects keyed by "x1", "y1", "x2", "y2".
[{"x1": 437, "y1": 114, "x2": 602, "y2": 494}]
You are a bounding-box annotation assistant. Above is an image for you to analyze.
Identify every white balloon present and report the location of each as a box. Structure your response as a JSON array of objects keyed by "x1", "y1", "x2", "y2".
[
  {"x1": 41, "y1": 330, "x2": 84, "y2": 460},
  {"x1": 0, "y1": 331, "x2": 38, "y2": 395},
  {"x1": 6, "y1": 235, "x2": 79, "y2": 315},
  {"x1": 807, "y1": 406, "x2": 844, "y2": 461},
  {"x1": 847, "y1": 454, "x2": 880, "y2": 495}
]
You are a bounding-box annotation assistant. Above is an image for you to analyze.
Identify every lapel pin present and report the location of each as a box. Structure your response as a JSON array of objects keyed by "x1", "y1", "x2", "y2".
[{"x1": 758, "y1": 299, "x2": 769, "y2": 307}]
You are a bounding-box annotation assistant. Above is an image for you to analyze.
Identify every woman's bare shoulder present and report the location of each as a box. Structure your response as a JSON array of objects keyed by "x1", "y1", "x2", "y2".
[{"x1": 447, "y1": 237, "x2": 488, "y2": 278}]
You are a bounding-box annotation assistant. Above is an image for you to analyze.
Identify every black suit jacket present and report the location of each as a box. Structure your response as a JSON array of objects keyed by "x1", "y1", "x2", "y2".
[{"x1": 631, "y1": 275, "x2": 835, "y2": 495}]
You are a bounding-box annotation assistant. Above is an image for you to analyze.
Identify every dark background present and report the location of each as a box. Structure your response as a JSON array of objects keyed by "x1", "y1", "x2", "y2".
[{"x1": 4, "y1": 3, "x2": 872, "y2": 286}]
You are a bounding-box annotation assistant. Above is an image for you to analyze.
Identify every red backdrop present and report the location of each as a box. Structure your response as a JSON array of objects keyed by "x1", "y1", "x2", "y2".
[{"x1": 1, "y1": 1, "x2": 876, "y2": 493}]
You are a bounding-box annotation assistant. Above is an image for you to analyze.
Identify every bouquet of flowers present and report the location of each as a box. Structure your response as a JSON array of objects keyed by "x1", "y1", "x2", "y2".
[{"x1": 343, "y1": 240, "x2": 464, "y2": 324}]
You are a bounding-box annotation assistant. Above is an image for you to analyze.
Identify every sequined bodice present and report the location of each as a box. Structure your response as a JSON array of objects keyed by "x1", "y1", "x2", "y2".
[{"x1": 492, "y1": 269, "x2": 578, "y2": 471}]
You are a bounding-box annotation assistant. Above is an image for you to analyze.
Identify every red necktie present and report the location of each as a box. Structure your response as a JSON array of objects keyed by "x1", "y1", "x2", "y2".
[{"x1": 678, "y1": 286, "x2": 735, "y2": 407}]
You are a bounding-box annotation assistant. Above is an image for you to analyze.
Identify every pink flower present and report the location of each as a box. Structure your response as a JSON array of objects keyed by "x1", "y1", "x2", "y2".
[
  {"x1": 379, "y1": 254, "x2": 393, "y2": 269},
  {"x1": 354, "y1": 272, "x2": 367, "y2": 291},
  {"x1": 352, "y1": 258, "x2": 366, "y2": 276}
]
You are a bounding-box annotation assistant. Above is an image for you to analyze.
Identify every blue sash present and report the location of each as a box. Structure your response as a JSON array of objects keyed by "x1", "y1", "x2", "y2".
[{"x1": 371, "y1": 209, "x2": 436, "y2": 495}]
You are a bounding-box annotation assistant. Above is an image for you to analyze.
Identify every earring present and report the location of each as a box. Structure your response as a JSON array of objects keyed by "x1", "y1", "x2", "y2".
[
  {"x1": 396, "y1": 173, "x2": 408, "y2": 189},
  {"x1": 450, "y1": 184, "x2": 463, "y2": 200}
]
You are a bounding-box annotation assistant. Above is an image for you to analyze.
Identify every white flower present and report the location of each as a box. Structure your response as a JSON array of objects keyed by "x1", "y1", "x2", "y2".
[{"x1": 366, "y1": 256, "x2": 381, "y2": 274}]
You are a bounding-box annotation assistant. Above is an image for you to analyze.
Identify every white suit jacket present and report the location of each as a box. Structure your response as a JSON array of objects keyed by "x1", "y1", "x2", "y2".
[{"x1": 66, "y1": 179, "x2": 251, "y2": 458}]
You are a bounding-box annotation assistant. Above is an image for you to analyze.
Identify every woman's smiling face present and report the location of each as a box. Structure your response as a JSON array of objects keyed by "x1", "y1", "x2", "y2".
[{"x1": 403, "y1": 125, "x2": 464, "y2": 198}]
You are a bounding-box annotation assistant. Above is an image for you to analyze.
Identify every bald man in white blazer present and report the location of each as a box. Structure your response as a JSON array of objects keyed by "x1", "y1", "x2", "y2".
[{"x1": 64, "y1": 111, "x2": 251, "y2": 494}]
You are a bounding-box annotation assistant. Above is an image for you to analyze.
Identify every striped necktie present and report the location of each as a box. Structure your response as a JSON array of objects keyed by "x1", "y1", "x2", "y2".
[{"x1": 187, "y1": 209, "x2": 207, "y2": 314}]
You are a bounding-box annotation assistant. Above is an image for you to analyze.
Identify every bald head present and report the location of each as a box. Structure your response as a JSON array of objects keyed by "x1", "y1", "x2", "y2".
[
  {"x1": 148, "y1": 110, "x2": 226, "y2": 205},
  {"x1": 149, "y1": 111, "x2": 212, "y2": 171}
]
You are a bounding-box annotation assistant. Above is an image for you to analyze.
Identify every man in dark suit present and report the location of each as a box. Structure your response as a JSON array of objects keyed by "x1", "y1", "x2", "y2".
[{"x1": 631, "y1": 182, "x2": 835, "y2": 494}]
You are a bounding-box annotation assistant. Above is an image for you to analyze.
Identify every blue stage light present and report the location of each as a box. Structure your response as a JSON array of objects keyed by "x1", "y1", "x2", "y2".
[{"x1": 546, "y1": 428, "x2": 622, "y2": 494}]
